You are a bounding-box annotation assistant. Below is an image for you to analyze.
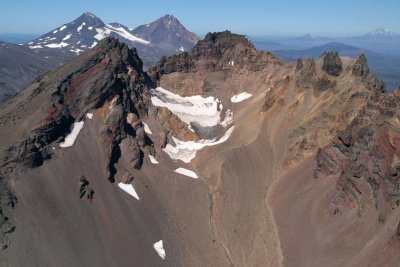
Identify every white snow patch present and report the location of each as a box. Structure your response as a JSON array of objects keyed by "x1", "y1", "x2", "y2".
[
  {"x1": 150, "y1": 87, "x2": 227, "y2": 128},
  {"x1": 62, "y1": 34, "x2": 71, "y2": 41},
  {"x1": 45, "y1": 42, "x2": 69, "y2": 48},
  {"x1": 70, "y1": 48, "x2": 84, "y2": 55},
  {"x1": 179, "y1": 46, "x2": 184, "y2": 52},
  {"x1": 59, "y1": 25, "x2": 67, "y2": 31},
  {"x1": 109, "y1": 97, "x2": 118, "y2": 110},
  {"x1": 27, "y1": 42, "x2": 33, "y2": 45},
  {"x1": 164, "y1": 126, "x2": 235, "y2": 163},
  {"x1": 142, "y1": 122, "x2": 152, "y2": 134},
  {"x1": 174, "y1": 168, "x2": 198, "y2": 179},
  {"x1": 29, "y1": 45, "x2": 42, "y2": 49},
  {"x1": 44, "y1": 56, "x2": 49, "y2": 59},
  {"x1": 118, "y1": 182, "x2": 140, "y2": 200},
  {"x1": 231, "y1": 92, "x2": 252, "y2": 103},
  {"x1": 89, "y1": 42, "x2": 97, "y2": 48},
  {"x1": 128, "y1": 28, "x2": 133, "y2": 31},
  {"x1": 148, "y1": 155, "x2": 159, "y2": 164},
  {"x1": 53, "y1": 30, "x2": 58, "y2": 34},
  {"x1": 77, "y1": 22, "x2": 86, "y2": 32},
  {"x1": 88, "y1": 26, "x2": 93, "y2": 30},
  {"x1": 94, "y1": 25, "x2": 150, "y2": 45},
  {"x1": 86, "y1": 113, "x2": 93, "y2": 119},
  {"x1": 153, "y1": 240, "x2": 166, "y2": 259},
  {"x1": 59, "y1": 121, "x2": 84, "y2": 148}
]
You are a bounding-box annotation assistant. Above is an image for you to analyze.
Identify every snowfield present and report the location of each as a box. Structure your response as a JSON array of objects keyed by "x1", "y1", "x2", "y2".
[
  {"x1": 60, "y1": 121, "x2": 84, "y2": 148},
  {"x1": 231, "y1": 92, "x2": 252, "y2": 103},
  {"x1": 153, "y1": 240, "x2": 166, "y2": 259},
  {"x1": 150, "y1": 87, "x2": 228, "y2": 127},
  {"x1": 94, "y1": 25, "x2": 150, "y2": 45},
  {"x1": 118, "y1": 182, "x2": 140, "y2": 200},
  {"x1": 164, "y1": 126, "x2": 235, "y2": 163},
  {"x1": 174, "y1": 168, "x2": 198, "y2": 179}
]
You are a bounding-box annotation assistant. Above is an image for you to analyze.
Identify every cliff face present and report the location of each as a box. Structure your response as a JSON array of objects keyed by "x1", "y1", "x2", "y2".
[
  {"x1": 148, "y1": 31, "x2": 281, "y2": 82},
  {"x1": 315, "y1": 89, "x2": 400, "y2": 217}
]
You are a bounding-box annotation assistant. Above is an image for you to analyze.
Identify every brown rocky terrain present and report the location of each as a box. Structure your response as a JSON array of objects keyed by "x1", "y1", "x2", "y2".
[{"x1": 0, "y1": 31, "x2": 399, "y2": 266}]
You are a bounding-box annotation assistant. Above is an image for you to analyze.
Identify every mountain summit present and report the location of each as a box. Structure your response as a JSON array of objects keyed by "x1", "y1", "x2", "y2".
[
  {"x1": 28, "y1": 12, "x2": 150, "y2": 56},
  {"x1": 133, "y1": 14, "x2": 199, "y2": 52}
]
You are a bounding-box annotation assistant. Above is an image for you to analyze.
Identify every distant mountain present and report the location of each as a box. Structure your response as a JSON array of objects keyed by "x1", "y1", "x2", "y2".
[
  {"x1": 133, "y1": 15, "x2": 199, "y2": 53},
  {"x1": 275, "y1": 42, "x2": 371, "y2": 59},
  {"x1": 0, "y1": 41, "x2": 62, "y2": 100},
  {"x1": 364, "y1": 27, "x2": 399, "y2": 37},
  {"x1": 253, "y1": 28, "x2": 400, "y2": 55},
  {"x1": 274, "y1": 42, "x2": 400, "y2": 90},
  {"x1": 27, "y1": 12, "x2": 150, "y2": 56},
  {"x1": 0, "y1": 12, "x2": 200, "y2": 100}
]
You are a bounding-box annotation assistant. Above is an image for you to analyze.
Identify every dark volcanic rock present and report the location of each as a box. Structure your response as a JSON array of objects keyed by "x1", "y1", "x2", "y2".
[
  {"x1": 314, "y1": 89, "x2": 400, "y2": 215},
  {"x1": 149, "y1": 31, "x2": 280, "y2": 83},
  {"x1": 352, "y1": 54, "x2": 370, "y2": 77},
  {"x1": 321, "y1": 51, "x2": 342, "y2": 77}
]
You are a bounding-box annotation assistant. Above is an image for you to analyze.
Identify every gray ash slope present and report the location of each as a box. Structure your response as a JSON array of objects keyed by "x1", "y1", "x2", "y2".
[{"x1": 0, "y1": 12, "x2": 199, "y2": 101}]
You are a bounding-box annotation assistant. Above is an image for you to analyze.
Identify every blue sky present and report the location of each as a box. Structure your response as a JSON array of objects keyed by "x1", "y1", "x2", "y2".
[{"x1": 1, "y1": 0, "x2": 399, "y2": 36}]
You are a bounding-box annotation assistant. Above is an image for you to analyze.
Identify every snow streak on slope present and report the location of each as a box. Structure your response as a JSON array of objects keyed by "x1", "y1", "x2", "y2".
[
  {"x1": 118, "y1": 182, "x2": 140, "y2": 200},
  {"x1": 149, "y1": 155, "x2": 159, "y2": 164},
  {"x1": 153, "y1": 240, "x2": 166, "y2": 259},
  {"x1": 174, "y1": 168, "x2": 198, "y2": 179},
  {"x1": 150, "y1": 87, "x2": 226, "y2": 127},
  {"x1": 142, "y1": 122, "x2": 152, "y2": 134},
  {"x1": 231, "y1": 92, "x2": 252, "y2": 103},
  {"x1": 59, "y1": 121, "x2": 84, "y2": 148}
]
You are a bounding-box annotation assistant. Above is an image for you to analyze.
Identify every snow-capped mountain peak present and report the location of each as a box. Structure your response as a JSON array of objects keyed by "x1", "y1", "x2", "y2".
[
  {"x1": 27, "y1": 12, "x2": 150, "y2": 55},
  {"x1": 366, "y1": 27, "x2": 398, "y2": 36}
]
